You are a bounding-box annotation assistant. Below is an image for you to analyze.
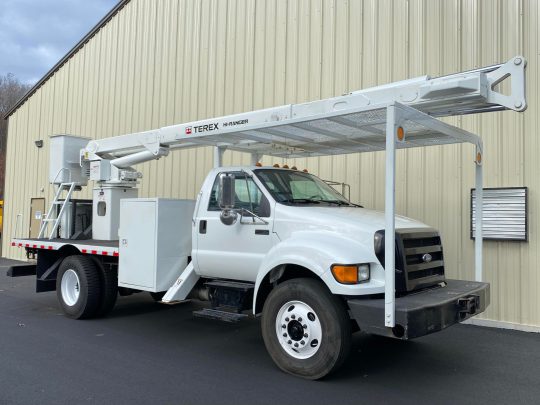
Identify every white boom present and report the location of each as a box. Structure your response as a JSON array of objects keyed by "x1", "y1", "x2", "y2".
[{"x1": 82, "y1": 56, "x2": 525, "y2": 169}]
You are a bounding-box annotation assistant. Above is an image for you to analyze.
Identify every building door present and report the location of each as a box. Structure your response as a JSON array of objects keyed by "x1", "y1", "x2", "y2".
[{"x1": 29, "y1": 198, "x2": 45, "y2": 238}]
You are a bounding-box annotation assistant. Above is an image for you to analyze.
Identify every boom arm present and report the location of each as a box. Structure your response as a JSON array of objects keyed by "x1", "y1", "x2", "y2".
[{"x1": 82, "y1": 56, "x2": 526, "y2": 184}]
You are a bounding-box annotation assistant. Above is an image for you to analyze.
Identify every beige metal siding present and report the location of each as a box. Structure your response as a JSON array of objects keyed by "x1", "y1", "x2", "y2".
[{"x1": 3, "y1": 0, "x2": 539, "y2": 326}]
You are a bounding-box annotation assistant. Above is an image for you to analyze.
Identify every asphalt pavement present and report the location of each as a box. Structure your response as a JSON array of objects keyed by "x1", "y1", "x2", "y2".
[{"x1": 1, "y1": 271, "x2": 539, "y2": 405}]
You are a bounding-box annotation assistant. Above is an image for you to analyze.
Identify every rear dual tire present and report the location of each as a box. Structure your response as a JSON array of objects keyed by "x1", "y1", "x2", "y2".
[
  {"x1": 56, "y1": 255, "x2": 117, "y2": 319},
  {"x1": 93, "y1": 257, "x2": 118, "y2": 317}
]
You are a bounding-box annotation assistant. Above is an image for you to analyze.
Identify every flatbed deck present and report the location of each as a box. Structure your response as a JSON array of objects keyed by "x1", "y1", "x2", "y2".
[{"x1": 11, "y1": 238, "x2": 119, "y2": 257}]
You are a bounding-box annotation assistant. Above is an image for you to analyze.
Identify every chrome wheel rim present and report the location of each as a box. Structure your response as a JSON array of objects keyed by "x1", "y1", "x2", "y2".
[
  {"x1": 61, "y1": 269, "x2": 80, "y2": 306},
  {"x1": 275, "y1": 300, "x2": 322, "y2": 359}
]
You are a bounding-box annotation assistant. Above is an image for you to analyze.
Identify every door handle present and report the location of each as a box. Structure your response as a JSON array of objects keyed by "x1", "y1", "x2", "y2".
[
  {"x1": 255, "y1": 229, "x2": 269, "y2": 235},
  {"x1": 199, "y1": 220, "x2": 207, "y2": 234}
]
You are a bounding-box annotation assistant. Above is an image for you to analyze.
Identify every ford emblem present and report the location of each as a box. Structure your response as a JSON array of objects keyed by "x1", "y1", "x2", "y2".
[{"x1": 422, "y1": 253, "x2": 433, "y2": 263}]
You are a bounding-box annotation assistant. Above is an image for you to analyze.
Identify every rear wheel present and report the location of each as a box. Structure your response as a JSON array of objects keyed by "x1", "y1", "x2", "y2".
[
  {"x1": 261, "y1": 278, "x2": 351, "y2": 379},
  {"x1": 56, "y1": 255, "x2": 101, "y2": 319},
  {"x1": 93, "y1": 259, "x2": 118, "y2": 317}
]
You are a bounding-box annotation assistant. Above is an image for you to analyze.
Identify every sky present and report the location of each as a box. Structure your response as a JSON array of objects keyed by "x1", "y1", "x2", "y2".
[{"x1": 0, "y1": 0, "x2": 118, "y2": 85}]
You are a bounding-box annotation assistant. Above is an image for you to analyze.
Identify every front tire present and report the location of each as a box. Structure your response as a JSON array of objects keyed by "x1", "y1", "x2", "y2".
[
  {"x1": 261, "y1": 278, "x2": 351, "y2": 379},
  {"x1": 56, "y1": 255, "x2": 101, "y2": 319}
]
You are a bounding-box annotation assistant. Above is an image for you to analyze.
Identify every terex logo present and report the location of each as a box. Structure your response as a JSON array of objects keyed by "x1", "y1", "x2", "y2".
[
  {"x1": 185, "y1": 123, "x2": 219, "y2": 135},
  {"x1": 194, "y1": 123, "x2": 219, "y2": 133}
]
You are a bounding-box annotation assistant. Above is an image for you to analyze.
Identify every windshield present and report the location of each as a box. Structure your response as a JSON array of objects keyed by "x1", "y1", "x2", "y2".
[{"x1": 254, "y1": 169, "x2": 356, "y2": 206}]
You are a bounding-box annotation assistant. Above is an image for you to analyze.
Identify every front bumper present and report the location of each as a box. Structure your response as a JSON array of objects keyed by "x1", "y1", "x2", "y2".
[{"x1": 347, "y1": 279, "x2": 490, "y2": 340}]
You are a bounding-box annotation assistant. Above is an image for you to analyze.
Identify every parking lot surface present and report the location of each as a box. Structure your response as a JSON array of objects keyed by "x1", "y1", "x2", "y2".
[{"x1": 1, "y1": 271, "x2": 539, "y2": 405}]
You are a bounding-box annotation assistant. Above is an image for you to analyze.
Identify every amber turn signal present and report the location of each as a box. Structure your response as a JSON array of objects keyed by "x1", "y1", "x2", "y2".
[{"x1": 331, "y1": 265, "x2": 359, "y2": 284}]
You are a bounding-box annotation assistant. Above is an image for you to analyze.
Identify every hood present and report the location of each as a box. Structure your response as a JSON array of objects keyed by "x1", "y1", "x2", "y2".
[{"x1": 273, "y1": 204, "x2": 430, "y2": 241}]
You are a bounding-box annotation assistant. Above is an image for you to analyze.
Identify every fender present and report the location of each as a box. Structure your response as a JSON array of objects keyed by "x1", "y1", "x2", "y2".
[{"x1": 252, "y1": 230, "x2": 384, "y2": 314}]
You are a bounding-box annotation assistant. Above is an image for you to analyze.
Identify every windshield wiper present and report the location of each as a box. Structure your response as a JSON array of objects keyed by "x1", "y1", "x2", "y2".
[
  {"x1": 280, "y1": 198, "x2": 364, "y2": 208},
  {"x1": 281, "y1": 198, "x2": 363, "y2": 207},
  {"x1": 316, "y1": 199, "x2": 364, "y2": 208},
  {"x1": 281, "y1": 198, "x2": 321, "y2": 204}
]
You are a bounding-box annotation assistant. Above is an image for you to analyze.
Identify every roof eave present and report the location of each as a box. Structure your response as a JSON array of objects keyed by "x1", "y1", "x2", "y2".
[{"x1": 3, "y1": 0, "x2": 131, "y2": 121}]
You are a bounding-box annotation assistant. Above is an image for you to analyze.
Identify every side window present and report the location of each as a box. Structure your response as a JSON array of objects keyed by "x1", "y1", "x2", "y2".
[{"x1": 208, "y1": 172, "x2": 270, "y2": 217}]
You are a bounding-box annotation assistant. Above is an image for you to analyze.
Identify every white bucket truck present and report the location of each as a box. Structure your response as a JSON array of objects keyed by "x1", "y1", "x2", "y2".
[{"x1": 9, "y1": 57, "x2": 527, "y2": 379}]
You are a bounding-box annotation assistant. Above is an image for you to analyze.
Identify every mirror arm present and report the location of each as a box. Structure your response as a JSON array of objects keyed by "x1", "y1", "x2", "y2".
[{"x1": 239, "y1": 208, "x2": 269, "y2": 225}]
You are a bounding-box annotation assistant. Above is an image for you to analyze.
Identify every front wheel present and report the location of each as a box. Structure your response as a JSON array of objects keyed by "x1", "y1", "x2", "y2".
[{"x1": 261, "y1": 278, "x2": 351, "y2": 379}]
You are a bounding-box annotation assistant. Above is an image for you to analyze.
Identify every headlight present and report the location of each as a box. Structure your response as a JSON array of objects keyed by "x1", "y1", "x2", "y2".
[
  {"x1": 358, "y1": 263, "x2": 370, "y2": 282},
  {"x1": 331, "y1": 263, "x2": 370, "y2": 284}
]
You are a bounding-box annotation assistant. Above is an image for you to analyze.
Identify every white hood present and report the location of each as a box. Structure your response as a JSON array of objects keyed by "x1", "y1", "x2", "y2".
[{"x1": 273, "y1": 204, "x2": 430, "y2": 241}]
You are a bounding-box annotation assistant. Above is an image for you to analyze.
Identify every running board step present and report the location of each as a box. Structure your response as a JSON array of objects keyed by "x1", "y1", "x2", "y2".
[
  {"x1": 204, "y1": 280, "x2": 255, "y2": 291},
  {"x1": 205, "y1": 280, "x2": 255, "y2": 313},
  {"x1": 193, "y1": 308, "x2": 249, "y2": 323}
]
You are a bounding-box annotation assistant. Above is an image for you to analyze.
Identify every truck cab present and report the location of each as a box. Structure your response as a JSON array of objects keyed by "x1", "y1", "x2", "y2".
[
  {"x1": 194, "y1": 166, "x2": 436, "y2": 295},
  {"x1": 188, "y1": 166, "x2": 488, "y2": 378}
]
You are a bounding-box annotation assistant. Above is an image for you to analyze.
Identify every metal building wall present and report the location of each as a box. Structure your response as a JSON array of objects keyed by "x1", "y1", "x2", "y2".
[{"x1": 3, "y1": 0, "x2": 539, "y2": 327}]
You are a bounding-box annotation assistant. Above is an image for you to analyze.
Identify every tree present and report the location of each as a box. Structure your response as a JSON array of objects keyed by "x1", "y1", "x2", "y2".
[{"x1": 0, "y1": 73, "x2": 32, "y2": 199}]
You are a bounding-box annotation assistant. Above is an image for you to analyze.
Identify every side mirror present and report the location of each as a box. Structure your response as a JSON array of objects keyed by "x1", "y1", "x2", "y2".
[
  {"x1": 219, "y1": 173, "x2": 237, "y2": 225},
  {"x1": 219, "y1": 173, "x2": 235, "y2": 208}
]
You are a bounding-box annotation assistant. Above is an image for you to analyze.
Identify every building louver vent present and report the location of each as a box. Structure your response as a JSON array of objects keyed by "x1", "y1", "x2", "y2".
[{"x1": 471, "y1": 187, "x2": 528, "y2": 241}]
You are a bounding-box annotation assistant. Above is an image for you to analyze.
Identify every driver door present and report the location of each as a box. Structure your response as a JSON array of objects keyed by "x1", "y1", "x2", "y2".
[{"x1": 196, "y1": 171, "x2": 274, "y2": 282}]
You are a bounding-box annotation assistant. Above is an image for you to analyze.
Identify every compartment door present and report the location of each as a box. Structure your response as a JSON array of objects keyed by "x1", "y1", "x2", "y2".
[{"x1": 118, "y1": 200, "x2": 156, "y2": 290}]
